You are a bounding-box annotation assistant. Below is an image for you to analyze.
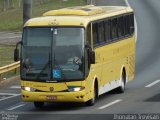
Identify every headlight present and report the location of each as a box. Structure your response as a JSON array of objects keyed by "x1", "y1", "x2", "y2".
[
  {"x1": 25, "y1": 87, "x2": 31, "y2": 91},
  {"x1": 21, "y1": 86, "x2": 36, "y2": 92},
  {"x1": 68, "y1": 86, "x2": 85, "y2": 92}
]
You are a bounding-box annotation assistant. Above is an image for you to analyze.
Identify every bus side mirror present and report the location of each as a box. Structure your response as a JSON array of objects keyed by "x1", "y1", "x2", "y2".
[
  {"x1": 85, "y1": 44, "x2": 95, "y2": 64},
  {"x1": 90, "y1": 51, "x2": 95, "y2": 64},
  {"x1": 14, "y1": 49, "x2": 19, "y2": 62},
  {"x1": 14, "y1": 41, "x2": 22, "y2": 62}
]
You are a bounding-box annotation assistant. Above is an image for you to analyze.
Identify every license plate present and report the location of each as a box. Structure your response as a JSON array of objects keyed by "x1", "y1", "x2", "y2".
[{"x1": 46, "y1": 96, "x2": 57, "y2": 100}]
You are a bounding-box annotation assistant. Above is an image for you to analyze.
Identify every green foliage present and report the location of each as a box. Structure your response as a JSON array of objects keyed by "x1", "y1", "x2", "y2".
[
  {"x1": 0, "y1": 0, "x2": 86, "y2": 31},
  {"x1": 0, "y1": 45, "x2": 15, "y2": 67}
]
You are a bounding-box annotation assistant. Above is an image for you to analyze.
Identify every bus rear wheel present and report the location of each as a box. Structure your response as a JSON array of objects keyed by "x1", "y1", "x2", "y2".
[
  {"x1": 34, "y1": 102, "x2": 44, "y2": 108},
  {"x1": 117, "y1": 70, "x2": 126, "y2": 93}
]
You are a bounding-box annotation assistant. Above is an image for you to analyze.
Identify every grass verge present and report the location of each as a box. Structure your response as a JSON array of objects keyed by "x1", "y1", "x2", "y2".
[
  {"x1": 0, "y1": 0, "x2": 86, "y2": 31},
  {"x1": 0, "y1": 45, "x2": 15, "y2": 67}
]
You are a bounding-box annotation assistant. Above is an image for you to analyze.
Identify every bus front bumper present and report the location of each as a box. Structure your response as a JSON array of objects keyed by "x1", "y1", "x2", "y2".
[{"x1": 21, "y1": 90, "x2": 87, "y2": 103}]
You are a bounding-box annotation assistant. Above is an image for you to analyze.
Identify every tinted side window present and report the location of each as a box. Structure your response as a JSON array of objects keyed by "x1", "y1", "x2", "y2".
[
  {"x1": 104, "y1": 20, "x2": 111, "y2": 43},
  {"x1": 87, "y1": 23, "x2": 91, "y2": 46},
  {"x1": 118, "y1": 16, "x2": 124, "y2": 38},
  {"x1": 111, "y1": 18, "x2": 118, "y2": 40},
  {"x1": 98, "y1": 21, "x2": 105, "y2": 43},
  {"x1": 124, "y1": 15, "x2": 130, "y2": 36},
  {"x1": 130, "y1": 13, "x2": 135, "y2": 35},
  {"x1": 93, "y1": 23, "x2": 98, "y2": 45},
  {"x1": 92, "y1": 13, "x2": 134, "y2": 47}
]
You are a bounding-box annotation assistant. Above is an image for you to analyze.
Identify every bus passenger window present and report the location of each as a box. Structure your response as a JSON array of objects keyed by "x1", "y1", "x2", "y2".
[
  {"x1": 93, "y1": 23, "x2": 99, "y2": 46},
  {"x1": 118, "y1": 17, "x2": 124, "y2": 38},
  {"x1": 130, "y1": 14, "x2": 135, "y2": 35},
  {"x1": 124, "y1": 15, "x2": 130, "y2": 36},
  {"x1": 98, "y1": 21, "x2": 105, "y2": 44},
  {"x1": 104, "y1": 20, "x2": 111, "y2": 43},
  {"x1": 111, "y1": 18, "x2": 118, "y2": 40}
]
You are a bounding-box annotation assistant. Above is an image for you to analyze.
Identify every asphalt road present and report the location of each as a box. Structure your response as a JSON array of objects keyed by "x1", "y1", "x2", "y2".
[
  {"x1": 0, "y1": 32, "x2": 21, "y2": 45},
  {"x1": 1, "y1": 0, "x2": 160, "y2": 120}
]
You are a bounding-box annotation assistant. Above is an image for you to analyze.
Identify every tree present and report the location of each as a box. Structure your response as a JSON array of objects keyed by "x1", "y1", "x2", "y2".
[
  {"x1": 3, "y1": 0, "x2": 6, "y2": 11},
  {"x1": 18, "y1": 0, "x2": 22, "y2": 7},
  {"x1": 87, "y1": 0, "x2": 96, "y2": 5},
  {"x1": 3, "y1": 0, "x2": 15, "y2": 11},
  {"x1": 10, "y1": 0, "x2": 14, "y2": 8}
]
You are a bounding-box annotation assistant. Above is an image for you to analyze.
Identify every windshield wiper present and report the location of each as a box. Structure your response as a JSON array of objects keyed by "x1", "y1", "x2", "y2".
[
  {"x1": 36, "y1": 52, "x2": 51, "y2": 80},
  {"x1": 36, "y1": 61, "x2": 50, "y2": 80}
]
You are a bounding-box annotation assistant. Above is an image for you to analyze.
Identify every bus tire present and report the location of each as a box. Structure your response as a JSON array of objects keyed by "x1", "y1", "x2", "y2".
[
  {"x1": 34, "y1": 102, "x2": 44, "y2": 108},
  {"x1": 86, "y1": 82, "x2": 98, "y2": 106},
  {"x1": 117, "y1": 70, "x2": 126, "y2": 93}
]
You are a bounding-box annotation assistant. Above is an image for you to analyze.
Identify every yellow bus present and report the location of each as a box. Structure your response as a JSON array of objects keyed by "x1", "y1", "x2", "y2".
[{"x1": 14, "y1": 5, "x2": 136, "y2": 108}]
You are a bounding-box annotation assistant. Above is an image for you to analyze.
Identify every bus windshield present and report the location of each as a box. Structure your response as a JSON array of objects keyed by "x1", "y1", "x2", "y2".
[{"x1": 21, "y1": 27, "x2": 84, "y2": 81}]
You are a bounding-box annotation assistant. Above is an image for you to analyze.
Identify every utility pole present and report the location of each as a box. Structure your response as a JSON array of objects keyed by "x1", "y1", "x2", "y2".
[
  {"x1": 87, "y1": 0, "x2": 92, "y2": 5},
  {"x1": 23, "y1": 0, "x2": 32, "y2": 24},
  {"x1": 87, "y1": 0, "x2": 95, "y2": 5}
]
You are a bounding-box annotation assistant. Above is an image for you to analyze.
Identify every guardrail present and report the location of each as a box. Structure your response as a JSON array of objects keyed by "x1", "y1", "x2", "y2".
[{"x1": 0, "y1": 61, "x2": 20, "y2": 81}]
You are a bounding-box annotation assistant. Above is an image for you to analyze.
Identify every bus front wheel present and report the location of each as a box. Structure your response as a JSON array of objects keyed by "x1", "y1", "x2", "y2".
[
  {"x1": 86, "y1": 83, "x2": 98, "y2": 106},
  {"x1": 34, "y1": 102, "x2": 44, "y2": 108}
]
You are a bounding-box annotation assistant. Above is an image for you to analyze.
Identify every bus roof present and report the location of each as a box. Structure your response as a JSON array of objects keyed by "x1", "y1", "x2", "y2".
[{"x1": 25, "y1": 5, "x2": 133, "y2": 27}]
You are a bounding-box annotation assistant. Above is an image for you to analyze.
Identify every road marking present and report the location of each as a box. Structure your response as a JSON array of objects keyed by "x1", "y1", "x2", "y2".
[
  {"x1": 7, "y1": 103, "x2": 26, "y2": 111},
  {"x1": 0, "y1": 36, "x2": 21, "y2": 39},
  {"x1": 0, "y1": 93, "x2": 19, "y2": 96},
  {"x1": 145, "y1": 80, "x2": 160, "y2": 88},
  {"x1": 98, "y1": 99, "x2": 122, "y2": 110},
  {"x1": 125, "y1": 0, "x2": 130, "y2": 6},
  {"x1": 8, "y1": 36, "x2": 21, "y2": 39},
  {"x1": 125, "y1": 0, "x2": 138, "y2": 42},
  {"x1": 0, "y1": 93, "x2": 20, "y2": 102},
  {"x1": 10, "y1": 86, "x2": 21, "y2": 89}
]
